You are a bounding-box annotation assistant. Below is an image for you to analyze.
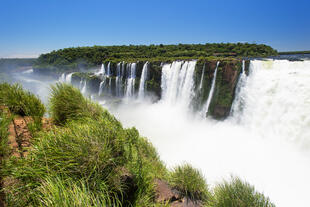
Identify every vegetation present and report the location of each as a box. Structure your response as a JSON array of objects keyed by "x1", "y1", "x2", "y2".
[
  {"x1": 169, "y1": 163, "x2": 211, "y2": 202},
  {"x1": 0, "y1": 83, "x2": 45, "y2": 126},
  {"x1": 0, "y1": 83, "x2": 276, "y2": 207},
  {"x1": 279, "y1": 50, "x2": 310, "y2": 55},
  {"x1": 212, "y1": 176, "x2": 275, "y2": 207},
  {"x1": 34, "y1": 43, "x2": 278, "y2": 72}
]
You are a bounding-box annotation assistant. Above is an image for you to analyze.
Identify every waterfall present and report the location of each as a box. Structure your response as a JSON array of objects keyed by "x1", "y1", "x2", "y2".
[
  {"x1": 107, "y1": 62, "x2": 111, "y2": 77},
  {"x1": 65, "y1": 72, "x2": 74, "y2": 83},
  {"x1": 199, "y1": 63, "x2": 206, "y2": 90},
  {"x1": 59, "y1": 73, "x2": 66, "y2": 82},
  {"x1": 96, "y1": 63, "x2": 106, "y2": 76},
  {"x1": 115, "y1": 62, "x2": 121, "y2": 96},
  {"x1": 202, "y1": 61, "x2": 219, "y2": 116},
  {"x1": 138, "y1": 62, "x2": 149, "y2": 100},
  {"x1": 230, "y1": 60, "x2": 247, "y2": 118},
  {"x1": 98, "y1": 81, "x2": 105, "y2": 96},
  {"x1": 161, "y1": 60, "x2": 197, "y2": 107},
  {"x1": 81, "y1": 80, "x2": 87, "y2": 95},
  {"x1": 125, "y1": 63, "x2": 136, "y2": 99},
  {"x1": 232, "y1": 60, "x2": 310, "y2": 146}
]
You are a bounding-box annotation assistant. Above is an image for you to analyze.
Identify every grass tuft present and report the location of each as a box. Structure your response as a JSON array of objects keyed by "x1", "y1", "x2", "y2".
[
  {"x1": 49, "y1": 83, "x2": 104, "y2": 125},
  {"x1": 169, "y1": 163, "x2": 211, "y2": 202},
  {"x1": 212, "y1": 176, "x2": 275, "y2": 207}
]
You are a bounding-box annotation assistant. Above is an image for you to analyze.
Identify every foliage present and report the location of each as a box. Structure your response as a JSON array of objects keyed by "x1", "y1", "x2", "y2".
[
  {"x1": 212, "y1": 176, "x2": 275, "y2": 207},
  {"x1": 0, "y1": 83, "x2": 45, "y2": 126},
  {"x1": 49, "y1": 83, "x2": 104, "y2": 125},
  {"x1": 169, "y1": 163, "x2": 210, "y2": 202},
  {"x1": 34, "y1": 43, "x2": 278, "y2": 72},
  {"x1": 0, "y1": 109, "x2": 11, "y2": 159}
]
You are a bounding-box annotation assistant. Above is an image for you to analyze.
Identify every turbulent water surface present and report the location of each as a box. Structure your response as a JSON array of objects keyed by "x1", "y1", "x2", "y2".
[{"x1": 13, "y1": 59, "x2": 310, "y2": 207}]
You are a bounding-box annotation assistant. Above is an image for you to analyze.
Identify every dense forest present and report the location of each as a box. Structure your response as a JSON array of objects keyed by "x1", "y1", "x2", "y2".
[{"x1": 34, "y1": 43, "x2": 278, "y2": 71}]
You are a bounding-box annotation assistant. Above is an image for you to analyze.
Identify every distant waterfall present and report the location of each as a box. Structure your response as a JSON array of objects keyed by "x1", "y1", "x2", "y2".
[
  {"x1": 202, "y1": 61, "x2": 219, "y2": 116},
  {"x1": 138, "y1": 62, "x2": 149, "y2": 100},
  {"x1": 107, "y1": 62, "x2": 111, "y2": 77},
  {"x1": 98, "y1": 81, "x2": 104, "y2": 96},
  {"x1": 115, "y1": 63, "x2": 122, "y2": 96},
  {"x1": 96, "y1": 63, "x2": 106, "y2": 77},
  {"x1": 81, "y1": 80, "x2": 87, "y2": 94},
  {"x1": 65, "y1": 73, "x2": 74, "y2": 83},
  {"x1": 59, "y1": 73, "x2": 66, "y2": 82},
  {"x1": 230, "y1": 60, "x2": 247, "y2": 117},
  {"x1": 199, "y1": 63, "x2": 206, "y2": 90},
  {"x1": 125, "y1": 63, "x2": 136, "y2": 99},
  {"x1": 161, "y1": 60, "x2": 197, "y2": 107}
]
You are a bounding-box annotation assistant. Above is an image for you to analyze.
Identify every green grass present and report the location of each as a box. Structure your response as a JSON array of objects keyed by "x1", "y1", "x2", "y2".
[
  {"x1": 0, "y1": 109, "x2": 11, "y2": 159},
  {"x1": 212, "y1": 176, "x2": 275, "y2": 207},
  {"x1": 49, "y1": 83, "x2": 104, "y2": 125},
  {"x1": 169, "y1": 163, "x2": 211, "y2": 203},
  {"x1": 0, "y1": 83, "x2": 45, "y2": 127},
  {"x1": 1, "y1": 83, "x2": 276, "y2": 207}
]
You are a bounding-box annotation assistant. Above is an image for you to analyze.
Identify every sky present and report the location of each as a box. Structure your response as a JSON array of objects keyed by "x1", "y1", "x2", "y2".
[{"x1": 0, "y1": 0, "x2": 309, "y2": 58}]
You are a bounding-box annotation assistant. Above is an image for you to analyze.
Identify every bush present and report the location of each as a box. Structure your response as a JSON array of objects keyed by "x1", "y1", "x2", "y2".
[
  {"x1": 212, "y1": 176, "x2": 275, "y2": 207},
  {"x1": 169, "y1": 163, "x2": 210, "y2": 202},
  {"x1": 49, "y1": 83, "x2": 104, "y2": 125},
  {"x1": 0, "y1": 83, "x2": 45, "y2": 119}
]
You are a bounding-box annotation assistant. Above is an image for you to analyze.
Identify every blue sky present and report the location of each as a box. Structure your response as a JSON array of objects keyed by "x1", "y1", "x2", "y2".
[{"x1": 0, "y1": 0, "x2": 309, "y2": 57}]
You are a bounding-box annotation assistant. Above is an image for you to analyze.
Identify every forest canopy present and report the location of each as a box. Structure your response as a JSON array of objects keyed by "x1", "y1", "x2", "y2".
[{"x1": 34, "y1": 43, "x2": 278, "y2": 70}]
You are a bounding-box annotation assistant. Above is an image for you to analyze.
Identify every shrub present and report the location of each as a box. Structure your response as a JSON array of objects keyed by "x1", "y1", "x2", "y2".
[
  {"x1": 212, "y1": 176, "x2": 275, "y2": 207},
  {"x1": 169, "y1": 163, "x2": 210, "y2": 202},
  {"x1": 0, "y1": 83, "x2": 45, "y2": 119},
  {"x1": 49, "y1": 83, "x2": 104, "y2": 125}
]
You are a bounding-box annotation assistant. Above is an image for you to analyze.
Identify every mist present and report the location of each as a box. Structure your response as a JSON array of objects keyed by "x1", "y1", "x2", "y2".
[{"x1": 8, "y1": 59, "x2": 310, "y2": 207}]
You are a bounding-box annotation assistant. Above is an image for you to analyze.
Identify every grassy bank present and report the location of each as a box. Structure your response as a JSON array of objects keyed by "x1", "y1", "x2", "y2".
[{"x1": 0, "y1": 83, "x2": 275, "y2": 207}]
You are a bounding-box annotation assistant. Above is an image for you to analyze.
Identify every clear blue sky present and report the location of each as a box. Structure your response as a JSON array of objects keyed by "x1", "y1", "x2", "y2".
[{"x1": 1, "y1": 0, "x2": 309, "y2": 58}]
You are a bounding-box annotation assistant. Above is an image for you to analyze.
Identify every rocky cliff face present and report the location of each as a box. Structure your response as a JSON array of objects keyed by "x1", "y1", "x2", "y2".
[{"x1": 35, "y1": 59, "x2": 248, "y2": 119}]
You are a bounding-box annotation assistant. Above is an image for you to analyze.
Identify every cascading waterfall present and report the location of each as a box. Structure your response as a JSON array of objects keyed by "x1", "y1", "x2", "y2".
[
  {"x1": 115, "y1": 62, "x2": 121, "y2": 96},
  {"x1": 202, "y1": 61, "x2": 219, "y2": 116},
  {"x1": 232, "y1": 59, "x2": 310, "y2": 146},
  {"x1": 98, "y1": 81, "x2": 105, "y2": 96},
  {"x1": 138, "y1": 62, "x2": 149, "y2": 100},
  {"x1": 199, "y1": 63, "x2": 205, "y2": 90},
  {"x1": 107, "y1": 62, "x2": 111, "y2": 77},
  {"x1": 125, "y1": 63, "x2": 136, "y2": 99},
  {"x1": 65, "y1": 72, "x2": 74, "y2": 83},
  {"x1": 161, "y1": 60, "x2": 197, "y2": 108},
  {"x1": 230, "y1": 60, "x2": 247, "y2": 118},
  {"x1": 81, "y1": 80, "x2": 87, "y2": 94},
  {"x1": 59, "y1": 73, "x2": 66, "y2": 82}
]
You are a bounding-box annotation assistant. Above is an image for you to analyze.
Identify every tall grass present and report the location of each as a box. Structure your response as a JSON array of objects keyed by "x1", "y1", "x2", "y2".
[
  {"x1": 0, "y1": 83, "x2": 45, "y2": 126},
  {"x1": 1, "y1": 83, "x2": 276, "y2": 207},
  {"x1": 0, "y1": 109, "x2": 11, "y2": 159},
  {"x1": 212, "y1": 176, "x2": 275, "y2": 207},
  {"x1": 49, "y1": 83, "x2": 103, "y2": 125},
  {"x1": 169, "y1": 163, "x2": 211, "y2": 203}
]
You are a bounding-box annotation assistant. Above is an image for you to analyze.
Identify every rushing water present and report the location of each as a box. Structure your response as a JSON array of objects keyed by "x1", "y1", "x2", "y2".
[
  {"x1": 12, "y1": 59, "x2": 310, "y2": 207},
  {"x1": 202, "y1": 61, "x2": 219, "y2": 116},
  {"x1": 138, "y1": 62, "x2": 149, "y2": 101}
]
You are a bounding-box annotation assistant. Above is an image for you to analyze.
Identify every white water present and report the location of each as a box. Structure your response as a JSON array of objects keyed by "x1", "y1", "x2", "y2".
[
  {"x1": 65, "y1": 72, "x2": 74, "y2": 83},
  {"x1": 125, "y1": 63, "x2": 136, "y2": 99},
  {"x1": 104, "y1": 59, "x2": 310, "y2": 207},
  {"x1": 59, "y1": 73, "x2": 66, "y2": 82},
  {"x1": 81, "y1": 80, "x2": 87, "y2": 94},
  {"x1": 107, "y1": 62, "x2": 111, "y2": 77},
  {"x1": 199, "y1": 63, "x2": 205, "y2": 90},
  {"x1": 98, "y1": 81, "x2": 104, "y2": 96},
  {"x1": 138, "y1": 62, "x2": 149, "y2": 100},
  {"x1": 161, "y1": 60, "x2": 196, "y2": 108},
  {"x1": 202, "y1": 61, "x2": 219, "y2": 116},
  {"x1": 115, "y1": 63, "x2": 122, "y2": 97},
  {"x1": 14, "y1": 59, "x2": 310, "y2": 207}
]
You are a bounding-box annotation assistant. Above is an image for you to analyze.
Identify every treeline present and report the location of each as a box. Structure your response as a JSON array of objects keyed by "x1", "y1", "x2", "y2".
[
  {"x1": 34, "y1": 43, "x2": 278, "y2": 70},
  {"x1": 279, "y1": 51, "x2": 310, "y2": 55}
]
